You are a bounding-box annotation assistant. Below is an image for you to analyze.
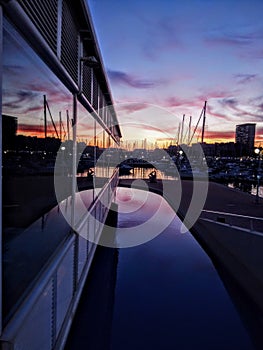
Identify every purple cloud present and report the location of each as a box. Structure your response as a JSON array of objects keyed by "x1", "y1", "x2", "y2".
[
  {"x1": 217, "y1": 97, "x2": 263, "y2": 121},
  {"x1": 3, "y1": 64, "x2": 24, "y2": 75},
  {"x1": 108, "y1": 69, "x2": 159, "y2": 89},
  {"x1": 219, "y1": 98, "x2": 238, "y2": 108},
  {"x1": 165, "y1": 96, "x2": 194, "y2": 108},
  {"x1": 206, "y1": 105, "x2": 233, "y2": 122},
  {"x1": 2, "y1": 89, "x2": 40, "y2": 112},
  {"x1": 204, "y1": 26, "x2": 261, "y2": 47},
  {"x1": 234, "y1": 73, "x2": 257, "y2": 84},
  {"x1": 257, "y1": 103, "x2": 263, "y2": 112}
]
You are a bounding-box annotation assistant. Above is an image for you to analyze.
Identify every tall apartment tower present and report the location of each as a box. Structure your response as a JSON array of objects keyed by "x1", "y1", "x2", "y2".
[{"x1": 235, "y1": 123, "x2": 256, "y2": 155}]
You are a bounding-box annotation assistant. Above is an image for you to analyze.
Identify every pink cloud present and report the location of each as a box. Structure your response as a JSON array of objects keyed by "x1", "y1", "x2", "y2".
[
  {"x1": 205, "y1": 130, "x2": 235, "y2": 141},
  {"x1": 116, "y1": 102, "x2": 148, "y2": 114}
]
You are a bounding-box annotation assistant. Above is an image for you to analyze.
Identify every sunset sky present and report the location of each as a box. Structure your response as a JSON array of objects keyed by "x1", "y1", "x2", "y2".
[{"x1": 89, "y1": 0, "x2": 263, "y2": 146}]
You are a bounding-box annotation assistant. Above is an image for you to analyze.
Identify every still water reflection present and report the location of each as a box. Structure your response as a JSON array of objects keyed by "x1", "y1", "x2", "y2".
[{"x1": 110, "y1": 188, "x2": 255, "y2": 350}]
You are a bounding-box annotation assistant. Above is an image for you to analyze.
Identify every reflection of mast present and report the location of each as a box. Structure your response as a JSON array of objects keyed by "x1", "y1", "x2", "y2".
[
  {"x1": 44, "y1": 95, "x2": 47, "y2": 138},
  {"x1": 66, "y1": 110, "x2": 70, "y2": 140},
  {"x1": 201, "y1": 100, "x2": 207, "y2": 143},
  {"x1": 43, "y1": 95, "x2": 59, "y2": 138}
]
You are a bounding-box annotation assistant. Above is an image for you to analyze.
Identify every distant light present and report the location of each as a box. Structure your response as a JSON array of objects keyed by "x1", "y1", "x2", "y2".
[
  {"x1": 254, "y1": 148, "x2": 260, "y2": 154},
  {"x1": 61, "y1": 146, "x2": 66, "y2": 151}
]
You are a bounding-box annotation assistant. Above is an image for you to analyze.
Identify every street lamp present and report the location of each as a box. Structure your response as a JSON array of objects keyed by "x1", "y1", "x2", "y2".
[{"x1": 254, "y1": 147, "x2": 262, "y2": 204}]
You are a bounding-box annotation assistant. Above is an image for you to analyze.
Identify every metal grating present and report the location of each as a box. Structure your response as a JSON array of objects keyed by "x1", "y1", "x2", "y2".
[
  {"x1": 99, "y1": 89, "x2": 105, "y2": 120},
  {"x1": 18, "y1": 0, "x2": 58, "y2": 54},
  {"x1": 93, "y1": 74, "x2": 98, "y2": 111},
  {"x1": 83, "y1": 65, "x2": 92, "y2": 104},
  {"x1": 61, "y1": 0, "x2": 79, "y2": 84}
]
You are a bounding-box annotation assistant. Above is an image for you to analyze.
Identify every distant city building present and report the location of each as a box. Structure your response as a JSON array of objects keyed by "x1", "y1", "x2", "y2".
[
  {"x1": 235, "y1": 123, "x2": 256, "y2": 156},
  {"x1": 2, "y1": 114, "x2": 17, "y2": 150},
  {"x1": 215, "y1": 142, "x2": 237, "y2": 158}
]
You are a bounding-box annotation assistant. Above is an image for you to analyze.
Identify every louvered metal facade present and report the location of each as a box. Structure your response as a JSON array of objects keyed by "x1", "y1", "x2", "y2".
[
  {"x1": 0, "y1": 0, "x2": 122, "y2": 348},
  {"x1": 61, "y1": 0, "x2": 79, "y2": 84},
  {"x1": 18, "y1": 0, "x2": 58, "y2": 55},
  {"x1": 11, "y1": 0, "x2": 122, "y2": 141},
  {"x1": 83, "y1": 65, "x2": 93, "y2": 104}
]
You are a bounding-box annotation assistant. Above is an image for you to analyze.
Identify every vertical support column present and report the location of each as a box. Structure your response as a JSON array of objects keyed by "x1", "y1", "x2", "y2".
[
  {"x1": 0, "y1": 5, "x2": 3, "y2": 336},
  {"x1": 90, "y1": 68, "x2": 94, "y2": 107},
  {"x1": 57, "y1": 0, "x2": 62, "y2": 59},
  {"x1": 93, "y1": 118, "x2": 96, "y2": 201},
  {"x1": 71, "y1": 94, "x2": 77, "y2": 230}
]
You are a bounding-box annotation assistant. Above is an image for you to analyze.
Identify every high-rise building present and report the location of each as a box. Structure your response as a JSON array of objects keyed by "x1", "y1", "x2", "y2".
[{"x1": 235, "y1": 123, "x2": 256, "y2": 155}]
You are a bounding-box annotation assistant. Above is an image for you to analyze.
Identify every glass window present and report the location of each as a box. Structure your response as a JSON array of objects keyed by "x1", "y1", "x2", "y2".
[{"x1": 2, "y1": 19, "x2": 74, "y2": 321}]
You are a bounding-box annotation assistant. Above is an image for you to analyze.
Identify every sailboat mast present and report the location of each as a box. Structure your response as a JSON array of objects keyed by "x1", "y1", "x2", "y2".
[
  {"x1": 59, "y1": 111, "x2": 62, "y2": 140},
  {"x1": 188, "y1": 116, "x2": 192, "y2": 145},
  {"x1": 180, "y1": 114, "x2": 185, "y2": 145},
  {"x1": 201, "y1": 100, "x2": 207, "y2": 143},
  {"x1": 177, "y1": 122, "x2": 181, "y2": 146}
]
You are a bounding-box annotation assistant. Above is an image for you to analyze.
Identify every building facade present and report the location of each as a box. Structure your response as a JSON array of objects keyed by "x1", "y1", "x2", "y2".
[
  {"x1": 0, "y1": 1, "x2": 121, "y2": 349},
  {"x1": 235, "y1": 123, "x2": 256, "y2": 156}
]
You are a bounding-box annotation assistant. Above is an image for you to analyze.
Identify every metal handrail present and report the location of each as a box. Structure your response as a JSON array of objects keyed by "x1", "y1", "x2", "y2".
[
  {"x1": 200, "y1": 209, "x2": 263, "y2": 233},
  {"x1": 75, "y1": 168, "x2": 119, "y2": 232},
  {"x1": 201, "y1": 209, "x2": 263, "y2": 221}
]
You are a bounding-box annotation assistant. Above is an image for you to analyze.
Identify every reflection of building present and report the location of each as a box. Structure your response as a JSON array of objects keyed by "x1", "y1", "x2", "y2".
[
  {"x1": 2, "y1": 114, "x2": 17, "y2": 150},
  {"x1": 0, "y1": 1, "x2": 121, "y2": 349},
  {"x1": 235, "y1": 123, "x2": 256, "y2": 156}
]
